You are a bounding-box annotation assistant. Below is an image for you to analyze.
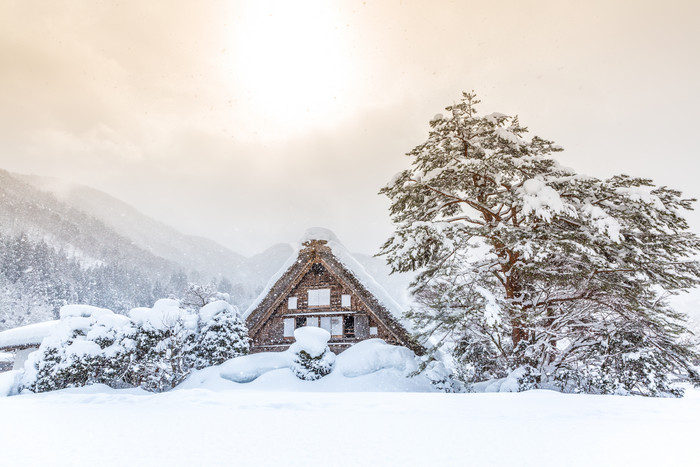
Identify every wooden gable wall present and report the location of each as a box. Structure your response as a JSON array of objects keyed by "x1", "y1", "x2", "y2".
[{"x1": 248, "y1": 259, "x2": 404, "y2": 354}]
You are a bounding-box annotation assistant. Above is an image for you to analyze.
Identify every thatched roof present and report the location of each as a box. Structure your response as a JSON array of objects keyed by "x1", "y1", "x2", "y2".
[{"x1": 244, "y1": 228, "x2": 424, "y2": 354}]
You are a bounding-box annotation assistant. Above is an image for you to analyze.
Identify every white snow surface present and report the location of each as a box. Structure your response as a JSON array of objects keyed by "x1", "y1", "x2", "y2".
[
  {"x1": 218, "y1": 351, "x2": 294, "y2": 384},
  {"x1": 130, "y1": 298, "x2": 197, "y2": 331},
  {"x1": 59, "y1": 304, "x2": 114, "y2": 320},
  {"x1": 0, "y1": 376, "x2": 697, "y2": 466},
  {"x1": 198, "y1": 300, "x2": 238, "y2": 323},
  {"x1": 217, "y1": 335, "x2": 418, "y2": 387},
  {"x1": 244, "y1": 227, "x2": 411, "y2": 331},
  {"x1": 289, "y1": 326, "x2": 331, "y2": 357},
  {"x1": 0, "y1": 320, "x2": 59, "y2": 350},
  {"x1": 334, "y1": 338, "x2": 418, "y2": 377},
  {"x1": 518, "y1": 177, "x2": 568, "y2": 222}
]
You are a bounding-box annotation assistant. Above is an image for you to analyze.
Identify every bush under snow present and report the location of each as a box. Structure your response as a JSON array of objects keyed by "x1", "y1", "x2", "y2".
[
  {"x1": 18, "y1": 299, "x2": 249, "y2": 394},
  {"x1": 216, "y1": 328, "x2": 458, "y2": 391},
  {"x1": 289, "y1": 327, "x2": 336, "y2": 381}
]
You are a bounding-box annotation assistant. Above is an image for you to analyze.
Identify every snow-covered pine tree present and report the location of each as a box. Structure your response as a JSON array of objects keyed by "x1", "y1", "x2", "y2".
[
  {"x1": 289, "y1": 327, "x2": 335, "y2": 381},
  {"x1": 380, "y1": 92, "x2": 700, "y2": 396},
  {"x1": 124, "y1": 300, "x2": 197, "y2": 392},
  {"x1": 21, "y1": 309, "x2": 132, "y2": 393},
  {"x1": 192, "y1": 301, "x2": 250, "y2": 369}
]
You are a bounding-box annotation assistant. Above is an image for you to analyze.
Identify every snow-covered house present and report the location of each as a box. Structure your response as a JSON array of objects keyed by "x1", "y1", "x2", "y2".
[
  {"x1": 244, "y1": 229, "x2": 423, "y2": 355},
  {"x1": 0, "y1": 320, "x2": 58, "y2": 371}
]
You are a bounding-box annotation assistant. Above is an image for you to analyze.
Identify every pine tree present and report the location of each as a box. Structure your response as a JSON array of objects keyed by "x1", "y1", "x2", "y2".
[
  {"x1": 192, "y1": 302, "x2": 249, "y2": 369},
  {"x1": 289, "y1": 327, "x2": 335, "y2": 381},
  {"x1": 123, "y1": 313, "x2": 196, "y2": 393},
  {"x1": 380, "y1": 92, "x2": 700, "y2": 396},
  {"x1": 21, "y1": 315, "x2": 132, "y2": 392}
]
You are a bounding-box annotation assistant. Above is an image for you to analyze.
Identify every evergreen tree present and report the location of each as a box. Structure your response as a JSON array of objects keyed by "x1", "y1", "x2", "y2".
[
  {"x1": 21, "y1": 310, "x2": 132, "y2": 392},
  {"x1": 123, "y1": 305, "x2": 197, "y2": 393},
  {"x1": 192, "y1": 301, "x2": 249, "y2": 369},
  {"x1": 380, "y1": 92, "x2": 700, "y2": 396},
  {"x1": 289, "y1": 327, "x2": 335, "y2": 381}
]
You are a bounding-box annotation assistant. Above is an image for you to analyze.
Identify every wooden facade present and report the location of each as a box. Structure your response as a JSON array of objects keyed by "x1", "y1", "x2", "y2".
[{"x1": 245, "y1": 239, "x2": 423, "y2": 355}]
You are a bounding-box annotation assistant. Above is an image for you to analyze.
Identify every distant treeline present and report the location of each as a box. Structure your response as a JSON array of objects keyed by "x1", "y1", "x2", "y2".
[{"x1": 0, "y1": 232, "x2": 233, "y2": 331}]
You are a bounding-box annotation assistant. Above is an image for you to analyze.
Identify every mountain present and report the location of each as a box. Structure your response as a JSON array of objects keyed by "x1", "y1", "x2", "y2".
[
  {"x1": 0, "y1": 169, "x2": 173, "y2": 276},
  {"x1": 20, "y1": 173, "x2": 248, "y2": 282}
]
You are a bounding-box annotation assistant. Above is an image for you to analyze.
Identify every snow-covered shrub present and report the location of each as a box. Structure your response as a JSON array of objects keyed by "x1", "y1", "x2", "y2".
[
  {"x1": 289, "y1": 327, "x2": 335, "y2": 381},
  {"x1": 551, "y1": 329, "x2": 690, "y2": 397},
  {"x1": 19, "y1": 298, "x2": 253, "y2": 394},
  {"x1": 419, "y1": 359, "x2": 465, "y2": 393},
  {"x1": 124, "y1": 299, "x2": 198, "y2": 392},
  {"x1": 192, "y1": 301, "x2": 250, "y2": 369},
  {"x1": 21, "y1": 305, "x2": 132, "y2": 392}
]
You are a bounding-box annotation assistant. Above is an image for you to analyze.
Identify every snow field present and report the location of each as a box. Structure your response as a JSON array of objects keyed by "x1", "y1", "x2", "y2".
[{"x1": 0, "y1": 387, "x2": 698, "y2": 467}]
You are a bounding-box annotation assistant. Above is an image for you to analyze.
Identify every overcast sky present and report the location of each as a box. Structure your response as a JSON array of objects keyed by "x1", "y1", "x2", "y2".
[{"x1": 1, "y1": 0, "x2": 699, "y2": 255}]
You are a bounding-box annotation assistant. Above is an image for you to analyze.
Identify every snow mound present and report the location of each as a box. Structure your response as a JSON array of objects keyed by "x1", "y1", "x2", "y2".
[
  {"x1": 298, "y1": 227, "x2": 341, "y2": 245},
  {"x1": 472, "y1": 367, "x2": 533, "y2": 393},
  {"x1": 199, "y1": 300, "x2": 237, "y2": 324},
  {"x1": 0, "y1": 370, "x2": 20, "y2": 397},
  {"x1": 217, "y1": 337, "x2": 424, "y2": 387},
  {"x1": 289, "y1": 326, "x2": 331, "y2": 358},
  {"x1": 219, "y1": 352, "x2": 294, "y2": 383},
  {"x1": 59, "y1": 304, "x2": 114, "y2": 320},
  {"x1": 130, "y1": 299, "x2": 197, "y2": 331},
  {"x1": 335, "y1": 339, "x2": 418, "y2": 377}
]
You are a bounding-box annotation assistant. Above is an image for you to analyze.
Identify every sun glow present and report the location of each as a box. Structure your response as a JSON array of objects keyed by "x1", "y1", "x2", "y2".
[{"x1": 227, "y1": 1, "x2": 357, "y2": 139}]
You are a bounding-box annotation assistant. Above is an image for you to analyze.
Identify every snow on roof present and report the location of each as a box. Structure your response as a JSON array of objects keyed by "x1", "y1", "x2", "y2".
[
  {"x1": 0, "y1": 320, "x2": 60, "y2": 350},
  {"x1": 243, "y1": 227, "x2": 411, "y2": 331}
]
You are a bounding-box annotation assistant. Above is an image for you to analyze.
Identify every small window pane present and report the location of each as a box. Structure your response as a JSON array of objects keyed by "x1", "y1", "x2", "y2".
[
  {"x1": 331, "y1": 317, "x2": 343, "y2": 336},
  {"x1": 283, "y1": 318, "x2": 295, "y2": 337},
  {"x1": 341, "y1": 294, "x2": 351, "y2": 308},
  {"x1": 369, "y1": 327, "x2": 378, "y2": 336},
  {"x1": 288, "y1": 297, "x2": 298, "y2": 310},
  {"x1": 306, "y1": 317, "x2": 319, "y2": 327},
  {"x1": 320, "y1": 316, "x2": 331, "y2": 333},
  {"x1": 318, "y1": 289, "x2": 330, "y2": 306},
  {"x1": 308, "y1": 290, "x2": 318, "y2": 307},
  {"x1": 308, "y1": 289, "x2": 330, "y2": 307}
]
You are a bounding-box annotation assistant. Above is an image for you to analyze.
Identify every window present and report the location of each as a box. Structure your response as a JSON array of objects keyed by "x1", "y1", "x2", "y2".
[
  {"x1": 320, "y1": 316, "x2": 332, "y2": 333},
  {"x1": 288, "y1": 297, "x2": 298, "y2": 310},
  {"x1": 355, "y1": 315, "x2": 369, "y2": 339},
  {"x1": 308, "y1": 288, "x2": 330, "y2": 307},
  {"x1": 369, "y1": 327, "x2": 378, "y2": 336},
  {"x1": 341, "y1": 294, "x2": 351, "y2": 308},
  {"x1": 343, "y1": 316, "x2": 354, "y2": 338},
  {"x1": 296, "y1": 317, "x2": 305, "y2": 329},
  {"x1": 306, "y1": 316, "x2": 319, "y2": 327},
  {"x1": 283, "y1": 318, "x2": 295, "y2": 337},
  {"x1": 331, "y1": 317, "x2": 343, "y2": 336}
]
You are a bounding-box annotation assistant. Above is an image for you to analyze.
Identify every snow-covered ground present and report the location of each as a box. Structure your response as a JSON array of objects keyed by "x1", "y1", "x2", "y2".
[{"x1": 0, "y1": 375, "x2": 697, "y2": 466}]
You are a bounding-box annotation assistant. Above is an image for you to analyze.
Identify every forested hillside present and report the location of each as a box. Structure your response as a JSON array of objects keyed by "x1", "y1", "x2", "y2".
[{"x1": 0, "y1": 170, "x2": 290, "y2": 330}]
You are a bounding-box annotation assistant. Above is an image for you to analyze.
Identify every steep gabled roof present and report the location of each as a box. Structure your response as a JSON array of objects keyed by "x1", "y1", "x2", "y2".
[{"x1": 244, "y1": 228, "x2": 424, "y2": 354}]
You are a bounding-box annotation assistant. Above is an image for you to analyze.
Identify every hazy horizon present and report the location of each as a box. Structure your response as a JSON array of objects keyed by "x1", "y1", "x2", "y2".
[{"x1": 2, "y1": 0, "x2": 699, "y2": 255}]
